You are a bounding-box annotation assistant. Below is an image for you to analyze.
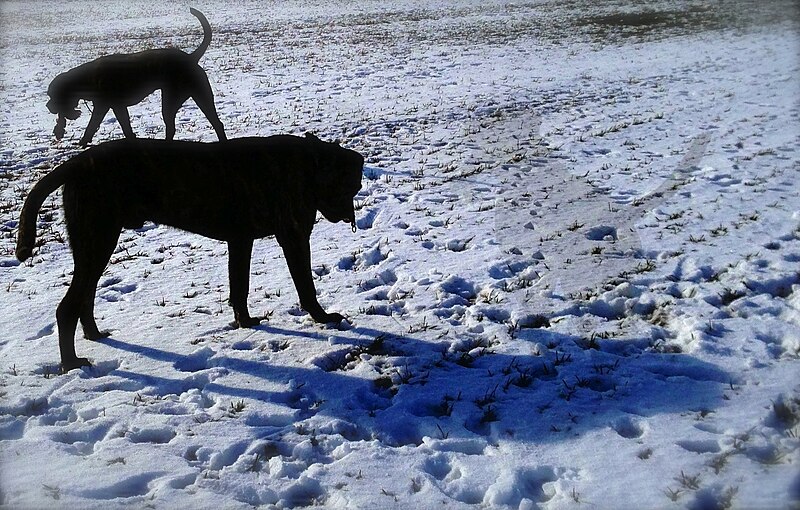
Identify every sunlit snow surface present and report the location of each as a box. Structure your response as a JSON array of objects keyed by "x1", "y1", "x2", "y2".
[{"x1": 1, "y1": 1, "x2": 799, "y2": 508}]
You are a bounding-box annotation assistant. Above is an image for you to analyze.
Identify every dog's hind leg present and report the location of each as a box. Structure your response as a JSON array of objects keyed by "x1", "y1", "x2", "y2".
[
  {"x1": 77, "y1": 225, "x2": 120, "y2": 342},
  {"x1": 59, "y1": 198, "x2": 121, "y2": 370},
  {"x1": 79, "y1": 254, "x2": 113, "y2": 341},
  {"x1": 227, "y1": 238, "x2": 259, "y2": 327},
  {"x1": 112, "y1": 106, "x2": 136, "y2": 139},
  {"x1": 197, "y1": 98, "x2": 226, "y2": 142},
  {"x1": 190, "y1": 66, "x2": 228, "y2": 142},
  {"x1": 57, "y1": 276, "x2": 93, "y2": 371},
  {"x1": 57, "y1": 262, "x2": 113, "y2": 371},
  {"x1": 191, "y1": 76, "x2": 226, "y2": 141}
]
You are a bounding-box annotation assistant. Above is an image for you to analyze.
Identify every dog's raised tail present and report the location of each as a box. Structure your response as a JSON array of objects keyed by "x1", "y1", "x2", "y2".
[
  {"x1": 189, "y1": 8, "x2": 213, "y2": 62},
  {"x1": 16, "y1": 161, "x2": 75, "y2": 262}
]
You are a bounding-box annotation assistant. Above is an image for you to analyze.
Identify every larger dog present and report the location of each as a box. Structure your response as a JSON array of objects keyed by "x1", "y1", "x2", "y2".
[
  {"x1": 47, "y1": 8, "x2": 226, "y2": 146},
  {"x1": 16, "y1": 134, "x2": 364, "y2": 372}
]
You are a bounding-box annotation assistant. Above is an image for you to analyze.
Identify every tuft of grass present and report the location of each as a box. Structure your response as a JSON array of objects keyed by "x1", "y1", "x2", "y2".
[
  {"x1": 520, "y1": 314, "x2": 551, "y2": 329},
  {"x1": 719, "y1": 287, "x2": 745, "y2": 306},
  {"x1": 553, "y1": 351, "x2": 572, "y2": 366},
  {"x1": 771, "y1": 397, "x2": 800, "y2": 428},
  {"x1": 719, "y1": 486, "x2": 739, "y2": 510},
  {"x1": 674, "y1": 471, "x2": 701, "y2": 491},
  {"x1": 710, "y1": 224, "x2": 728, "y2": 237},
  {"x1": 228, "y1": 400, "x2": 246, "y2": 415},
  {"x1": 567, "y1": 220, "x2": 585, "y2": 231},
  {"x1": 435, "y1": 392, "x2": 461, "y2": 418},
  {"x1": 663, "y1": 487, "x2": 683, "y2": 502},
  {"x1": 408, "y1": 316, "x2": 435, "y2": 333},
  {"x1": 394, "y1": 364, "x2": 414, "y2": 385},
  {"x1": 512, "y1": 369, "x2": 534, "y2": 388},
  {"x1": 480, "y1": 405, "x2": 499, "y2": 424},
  {"x1": 380, "y1": 488, "x2": 398, "y2": 502},
  {"x1": 633, "y1": 259, "x2": 656, "y2": 273},
  {"x1": 708, "y1": 451, "x2": 734, "y2": 474},
  {"x1": 475, "y1": 384, "x2": 499, "y2": 408},
  {"x1": 560, "y1": 379, "x2": 577, "y2": 401},
  {"x1": 592, "y1": 359, "x2": 620, "y2": 375},
  {"x1": 266, "y1": 339, "x2": 290, "y2": 352},
  {"x1": 42, "y1": 484, "x2": 61, "y2": 500}
]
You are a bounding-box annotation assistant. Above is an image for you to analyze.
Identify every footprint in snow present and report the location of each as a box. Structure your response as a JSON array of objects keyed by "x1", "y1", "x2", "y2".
[
  {"x1": 173, "y1": 346, "x2": 215, "y2": 372},
  {"x1": 611, "y1": 415, "x2": 646, "y2": 439},
  {"x1": 357, "y1": 268, "x2": 397, "y2": 292},
  {"x1": 338, "y1": 242, "x2": 391, "y2": 271},
  {"x1": 356, "y1": 207, "x2": 379, "y2": 229},
  {"x1": 484, "y1": 466, "x2": 559, "y2": 507},
  {"x1": 676, "y1": 439, "x2": 722, "y2": 454},
  {"x1": 421, "y1": 453, "x2": 457, "y2": 481},
  {"x1": 99, "y1": 281, "x2": 139, "y2": 302},
  {"x1": 80, "y1": 471, "x2": 167, "y2": 500},
  {"x1": 126, "y1": 426, "x2": 176, "y2": 444}
]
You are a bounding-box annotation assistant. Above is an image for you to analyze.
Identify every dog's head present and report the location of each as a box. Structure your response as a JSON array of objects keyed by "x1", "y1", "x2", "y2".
[
  {"x1": 306, "y1": 133, "x2": 364, "y2": 227},
  {"x1": 47, "y1": 73, "x2": 81, "y2": 139}
]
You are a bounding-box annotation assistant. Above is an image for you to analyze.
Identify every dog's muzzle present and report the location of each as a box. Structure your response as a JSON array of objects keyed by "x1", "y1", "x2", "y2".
[
  {"x1": 319, "y1": 199, "x2": 356, "y2": 226},
  {"x1": 47, "y1": 99, "x2": 81, "y2": 120}
]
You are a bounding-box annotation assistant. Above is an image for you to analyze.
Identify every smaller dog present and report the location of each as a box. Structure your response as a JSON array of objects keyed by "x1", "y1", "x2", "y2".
[
  {"x1": 16, "y1": 134, "x2": 364, "y2": 372},
  {"x1": 47, "y1": 8, "x2": 226, "y2": 146}
]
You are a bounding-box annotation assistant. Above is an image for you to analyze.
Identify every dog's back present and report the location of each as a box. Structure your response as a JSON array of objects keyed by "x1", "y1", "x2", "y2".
[
  {"x1": 61, "y1": 138, "x2": 316, "y2": 239},
  {"x1": 68, "y1": 49, "x2": 208, "y2": 103}
]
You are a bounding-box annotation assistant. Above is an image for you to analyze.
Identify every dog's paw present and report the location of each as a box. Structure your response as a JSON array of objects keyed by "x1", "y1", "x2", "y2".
[
  {"x1": 84, "y1": 329, "x2": 112, "y2": 341},
  {"x1": 61, "y1": 357, "x2": 92, "y2": 373},
  {"x1": 317, "y1": 312, "x2": 346, "y2": 324},
  {"x1": 234, "y1": 316, "x2": 262, "y2": 328}
]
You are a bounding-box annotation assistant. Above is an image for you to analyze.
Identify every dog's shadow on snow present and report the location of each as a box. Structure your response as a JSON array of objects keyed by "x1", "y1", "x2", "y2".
[{"x1": 96, "y1": 321, "x2": 732, "y2": 446}]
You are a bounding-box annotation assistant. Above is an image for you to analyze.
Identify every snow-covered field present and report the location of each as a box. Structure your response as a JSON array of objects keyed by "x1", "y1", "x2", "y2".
[{"x1": 1, "y1": 1, "x2": 799, "y2": 508}]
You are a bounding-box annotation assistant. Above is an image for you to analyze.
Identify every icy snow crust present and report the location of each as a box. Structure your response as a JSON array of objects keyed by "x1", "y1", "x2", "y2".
[{"x1": 1, "y1": 1, "x2": 799, "y2": 509}]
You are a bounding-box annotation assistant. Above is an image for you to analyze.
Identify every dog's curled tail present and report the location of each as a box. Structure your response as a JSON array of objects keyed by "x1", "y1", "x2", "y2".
[
  {"x1": 16, "y1": 161, "x2": 75, "y2": 262},
  {"x1": 189, "y1": 8, "x2": 212, "y2": 62}
]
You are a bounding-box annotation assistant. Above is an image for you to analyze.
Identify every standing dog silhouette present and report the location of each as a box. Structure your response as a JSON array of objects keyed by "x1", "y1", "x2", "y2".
[
  {"x1": 46, "y1": 8, "x2": 227, "y2": 146},
  {"x1": 16, "y1": 134, "x2": 364, "y2": 372}
]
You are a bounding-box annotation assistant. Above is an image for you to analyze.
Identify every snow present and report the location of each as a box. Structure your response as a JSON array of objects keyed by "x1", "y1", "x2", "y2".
[{"x1": 1, "y1": 1, "x2": 799, "y2": 509}]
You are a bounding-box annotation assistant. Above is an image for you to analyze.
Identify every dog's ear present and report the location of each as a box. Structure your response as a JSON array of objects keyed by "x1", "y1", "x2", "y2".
[{"x1": 305, "y1": 133, "x2": 330, "y2": 176}]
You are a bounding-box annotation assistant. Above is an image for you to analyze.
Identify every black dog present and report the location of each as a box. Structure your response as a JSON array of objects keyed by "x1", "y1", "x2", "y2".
[
  {"x1": 16, "y1": 134, "x2": 364, "y2": 371},
  {"x1": 46, "y1": 8, "x2": 226, "y2": 146}
]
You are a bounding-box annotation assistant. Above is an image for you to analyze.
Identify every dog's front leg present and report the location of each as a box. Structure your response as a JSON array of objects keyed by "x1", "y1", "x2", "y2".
[
  {"x1": 112, "y1": 106, "x2": 136, "y2": 139},
  {"x1": 79, "y1": 104, "x2": 109, "y2": 146},
  {"x1": 227, "y1": 238, "x2": 260, "y2": 327},
  {"x1": 277, "y1": 233, "x2": 345, "y2": 324}
]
